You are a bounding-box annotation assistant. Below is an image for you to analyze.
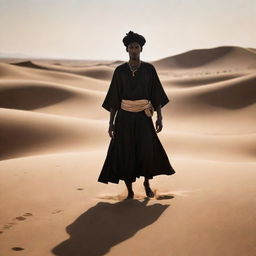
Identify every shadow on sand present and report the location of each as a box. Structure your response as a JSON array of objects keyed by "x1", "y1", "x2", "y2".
[{"x1": 52, "y1": 197, "x2": 173, "y2": 256}]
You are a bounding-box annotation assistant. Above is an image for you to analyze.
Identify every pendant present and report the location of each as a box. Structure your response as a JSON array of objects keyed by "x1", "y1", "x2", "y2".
[{"x1": 128, "y1": 62, "x2": 139, "y2": 77}]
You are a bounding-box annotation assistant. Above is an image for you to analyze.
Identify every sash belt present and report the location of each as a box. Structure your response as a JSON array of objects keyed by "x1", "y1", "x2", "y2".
[{"x1": 121, "y1": 99, "x2": 154, "y2": 117}]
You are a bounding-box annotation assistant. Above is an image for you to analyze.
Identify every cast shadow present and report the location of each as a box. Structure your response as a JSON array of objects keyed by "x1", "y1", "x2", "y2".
[{"x1": 51, "y1": 198, "x2": 171, "y2": 256}]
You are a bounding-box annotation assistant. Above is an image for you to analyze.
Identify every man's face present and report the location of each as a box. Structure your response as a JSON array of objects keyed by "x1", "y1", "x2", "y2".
[{"x1": 127, "y1": 42, "x2": 142, "y2": 60}]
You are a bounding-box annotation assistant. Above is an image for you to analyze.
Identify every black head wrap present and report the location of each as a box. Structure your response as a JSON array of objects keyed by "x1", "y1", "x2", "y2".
[{"x1": 122, "y1": 31, "x2": 146, "y2": 48}]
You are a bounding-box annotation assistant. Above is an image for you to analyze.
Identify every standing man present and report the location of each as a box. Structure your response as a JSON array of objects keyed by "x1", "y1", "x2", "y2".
[{"x1": 98, "y1": 31, "x2": 175, "y2": 199}]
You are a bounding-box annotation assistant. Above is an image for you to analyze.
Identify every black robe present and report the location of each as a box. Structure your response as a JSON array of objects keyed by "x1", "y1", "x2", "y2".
[{"x1": 98, "y1": 61, "x2": 176, "y2": 184}]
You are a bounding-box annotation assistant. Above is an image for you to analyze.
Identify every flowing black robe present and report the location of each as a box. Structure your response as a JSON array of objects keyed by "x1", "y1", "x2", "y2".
[{"x1": 98, "y1": 61, "x2": 176, "y2": 184}]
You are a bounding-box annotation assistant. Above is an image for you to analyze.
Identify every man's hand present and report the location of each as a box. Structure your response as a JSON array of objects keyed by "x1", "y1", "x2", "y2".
[
  {"x1": 108, "y1": 123, "x2": 115, "y2": 138},
  {"x1": 155, "y1": 118, "x2": 163, "y2": 133}
]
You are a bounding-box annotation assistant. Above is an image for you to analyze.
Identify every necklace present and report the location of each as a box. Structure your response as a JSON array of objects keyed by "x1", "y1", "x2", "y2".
[{"x1": 128, "y1": 60, "x2": 141, "y2": 76}]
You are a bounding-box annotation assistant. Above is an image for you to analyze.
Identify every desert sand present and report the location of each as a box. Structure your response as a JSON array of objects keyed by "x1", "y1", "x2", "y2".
[{"x1": 0, "y1": 45, "x2": 255, "y2": 255}]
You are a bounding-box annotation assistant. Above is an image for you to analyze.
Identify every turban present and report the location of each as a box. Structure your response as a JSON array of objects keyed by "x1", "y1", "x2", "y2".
[{"x1": 122, "y1": 31, "x2": 146, "y2": 48}]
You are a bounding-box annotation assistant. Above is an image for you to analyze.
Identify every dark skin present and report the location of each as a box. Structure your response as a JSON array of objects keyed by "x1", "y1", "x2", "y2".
[{"x1": 108, "y1": 42, "x2": 164, "y2": 199}]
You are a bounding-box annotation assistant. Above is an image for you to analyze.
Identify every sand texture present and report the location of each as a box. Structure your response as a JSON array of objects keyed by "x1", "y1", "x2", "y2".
[{"x1": 0, "y1": 45, "x2": 256, "y2": 255}]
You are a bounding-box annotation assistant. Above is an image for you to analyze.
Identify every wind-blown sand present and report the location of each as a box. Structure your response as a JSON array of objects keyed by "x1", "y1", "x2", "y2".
[{"x1": 0, "y1": 45, "x2": 256, "y2": 255}]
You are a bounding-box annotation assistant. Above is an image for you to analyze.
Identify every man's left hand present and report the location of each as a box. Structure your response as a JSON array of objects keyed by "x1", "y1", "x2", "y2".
[{"x1": 155, "y1": 118, "x2": 163, "y2": 133}]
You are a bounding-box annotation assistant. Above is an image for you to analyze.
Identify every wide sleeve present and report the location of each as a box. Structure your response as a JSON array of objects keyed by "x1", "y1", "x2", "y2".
[
  {"x1": 150, "y1": 65, "x2": 170, "y2": 111},
  {"x1": 102, "y1": 68, "x2": 121, "y2": 112}
]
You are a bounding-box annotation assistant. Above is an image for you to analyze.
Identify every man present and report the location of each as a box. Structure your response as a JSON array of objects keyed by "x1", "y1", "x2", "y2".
[{"x1": 98, "y1": 31, "x2": 175, "y2": 199}]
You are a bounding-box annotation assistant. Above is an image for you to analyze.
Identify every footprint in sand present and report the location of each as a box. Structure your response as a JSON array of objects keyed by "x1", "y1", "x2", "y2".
[
  {"x1": 12, "y1": 247, "x2": 24, "y2": 251},
  {"x1": 1, "y1": 222, "x2": 17, "y2": 234},
  {"x1": 3, "y1": 222, "x2": 17, "y2": 229},
  {"x1": 23, "y1": 212, "x2": 33, "y2": 217},
  {"x1": 52, "y1": 209, "x2": 62, "y2": 214},
  {"x1": 13, "y1": 212, "x2": 33, "y2": 221},
  {"x1": 155, "y1": 194, "x2": 175, "y2": 200},
  {"x1": 14, "y1": 216, "x2": 26, "y2": 221},
  {"x1": 1, "y1": 213, "x2": 33, "y2": 233}
]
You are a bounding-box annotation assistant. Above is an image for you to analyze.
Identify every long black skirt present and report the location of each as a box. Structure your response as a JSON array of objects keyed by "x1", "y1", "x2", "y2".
[{"x1": 98, "y1": 108, "x2": 176, "y2": 184}]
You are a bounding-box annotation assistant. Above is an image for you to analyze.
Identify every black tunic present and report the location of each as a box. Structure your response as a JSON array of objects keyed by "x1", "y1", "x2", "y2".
[{"x1": 98, "y1": 61, "x2": 176, "y2": 184}]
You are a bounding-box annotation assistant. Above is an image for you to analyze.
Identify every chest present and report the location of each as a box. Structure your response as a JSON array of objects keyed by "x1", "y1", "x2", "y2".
[{"x1": 119, "y1": 67, "x2": 151, "y2": 91}]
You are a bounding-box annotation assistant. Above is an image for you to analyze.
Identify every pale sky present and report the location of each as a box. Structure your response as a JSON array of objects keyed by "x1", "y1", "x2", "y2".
[{"x1": 0, "y1": 0, "x2": 255, "y2": 61}]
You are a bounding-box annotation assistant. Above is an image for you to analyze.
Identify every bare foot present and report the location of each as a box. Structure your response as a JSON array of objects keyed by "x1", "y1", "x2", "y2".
[{"x1": 143, "y1": 181, "x2": 154, "y2": 198}]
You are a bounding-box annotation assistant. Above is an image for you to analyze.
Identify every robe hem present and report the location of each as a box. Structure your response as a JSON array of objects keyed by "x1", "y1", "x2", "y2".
[{"x1": 97, "y1": 170, "x2": 175, "y2": 184}]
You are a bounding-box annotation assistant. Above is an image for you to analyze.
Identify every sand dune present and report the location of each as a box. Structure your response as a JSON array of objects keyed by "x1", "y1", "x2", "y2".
[
  {"x1": 11, "y1": 60, "x2": 47, "y2": 70},
  {"x1": 0, "y1": 79, "x2": 105, "y2": 119},
  {"x1": 12, "y1": 60, "x2": 115, "y2": 80},
  {"x1": 165, "y1": 72, "x2": 245, "y2": 87},
  {"x1": 165, "y1": 72, "x2": 256, "y2": 109},
  {"x1": 0, "y1": 80, "x2": 74, "y2": 110},
  {"x1": 194, "y1": 73, "x2": 256, "y2": 109},
  {"x1": 0, "y1": 108, "x2": 107, "y2": 161},
  {"x1": 0, "y1": 62, "x2": 107, "y2": 91},
  {"x1": 0, "y1": 45, "x2": 256, "y2": 256},
  {"x1": 163, "y1": 131, "x2": 256, "y2": 162},
  {"x1": 152, "y1": 46, "x2": 256, "y2": 70}
]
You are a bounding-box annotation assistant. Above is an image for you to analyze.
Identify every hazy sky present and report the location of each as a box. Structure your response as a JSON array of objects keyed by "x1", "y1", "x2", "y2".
[{"x1": 0, "y1": 0, "x2": 255, "y2": 61}]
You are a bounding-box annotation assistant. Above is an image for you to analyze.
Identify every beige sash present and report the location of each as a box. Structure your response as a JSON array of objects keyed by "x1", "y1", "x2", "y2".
[{"x1": 121, "y1": 99, "x2": 154, "y2": 117}]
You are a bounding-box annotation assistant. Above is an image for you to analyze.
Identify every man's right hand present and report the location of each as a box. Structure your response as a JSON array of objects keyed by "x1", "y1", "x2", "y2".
[{"x1": 108, "y1": 123, "x2": 115, "y2": 139}]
